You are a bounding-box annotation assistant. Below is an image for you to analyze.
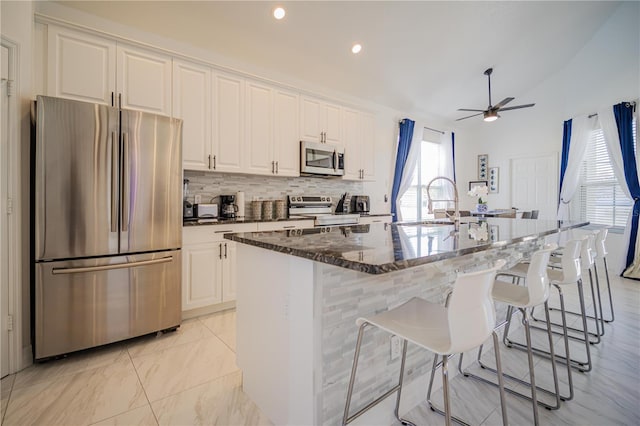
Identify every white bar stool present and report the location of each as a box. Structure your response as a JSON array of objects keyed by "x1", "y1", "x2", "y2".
[
  {"x1": 509, "y1": 238, "x2": 595, "y2": 373},
  {"x1": 538, "y1": 234, "x2": 604, "y2": 343},
  {"x1": 342, "y1": 260, "x2": 508, "y2": 426},
  {"x1": 460, "y1": 244, "x2": 561, "y2": 426},
  {"x1": 594, "y1": 227, "x2": 614, "y2": 322}
]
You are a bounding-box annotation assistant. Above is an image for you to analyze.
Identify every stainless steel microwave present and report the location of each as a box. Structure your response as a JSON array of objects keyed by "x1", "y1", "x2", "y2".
[{"x1": 300, "y1": 141, "x2": 345, "y2": 176}]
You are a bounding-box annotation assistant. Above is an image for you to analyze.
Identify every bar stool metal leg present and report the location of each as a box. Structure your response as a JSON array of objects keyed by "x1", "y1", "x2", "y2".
[
  {"x1": 343, "y1": 322, "x2": 416, "y2": 426},
  {"x1": 602, "y1": 257, "x2": 615, "y2": 322}
]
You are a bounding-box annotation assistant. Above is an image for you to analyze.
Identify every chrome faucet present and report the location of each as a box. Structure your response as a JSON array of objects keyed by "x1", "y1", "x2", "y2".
[{"x1": 426, "y1": 176, "x2": 460, "y2": 225}]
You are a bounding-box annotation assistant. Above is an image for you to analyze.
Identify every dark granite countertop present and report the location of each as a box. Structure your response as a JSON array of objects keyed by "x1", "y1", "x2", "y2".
[
  {"x1": 225, "y1": 218, "x2": 589, "y2": 274},
  {"x1": 183, "y1": 213, "x2": 392, "y2": 226},
  {"x1": 183, "y1": 216, "x2": 313, "y2": 226}
]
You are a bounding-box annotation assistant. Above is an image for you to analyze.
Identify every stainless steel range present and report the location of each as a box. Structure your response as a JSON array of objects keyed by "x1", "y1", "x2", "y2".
[{"x1": 288, "y1": 195, "x2": 360, "y2": 226}]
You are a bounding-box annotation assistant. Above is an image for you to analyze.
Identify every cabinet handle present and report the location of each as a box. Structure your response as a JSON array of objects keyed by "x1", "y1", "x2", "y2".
[
  {"x1": 283, "y1": 225, "x2": 296, "y2": 229},
  {"x1": 214, "y1": 230, "x2": 233, "y2": 233},
  {"x1": 213, "y1": 155, "x2": 217, "y2": 169},
  {"x1": 208, "y1": 155, "x2": 212, "y2": 169},
  {"x1": 276, "y1": 161, "x2": 279, "y2": 174},
  {"x1": 224, "y1": 243, "x2": 228, "y2": 259},
  {"x1": 272, "y1": 160, "x2": 275, "y2": 174},
  {"x1": 219, "y1": 243, "x2": 223, "y2": 259},
  {"x1": 111, "y1": 92, "x2": 115, "y2": 107}
]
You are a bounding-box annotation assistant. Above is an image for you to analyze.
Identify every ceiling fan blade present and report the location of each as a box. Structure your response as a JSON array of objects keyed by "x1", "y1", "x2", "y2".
[
  {"x1": 455, "y1": 112, "x2": 484, "y2": 121},
  {"x1": 498, "y1": 103, "x2": 535, "y2": 112},
  {"x1": 493, "y1": 97, "x2": 514, "y2": 109},
  {"x1": 457, "y1": 108, "x2": 485, "y2": 112}
]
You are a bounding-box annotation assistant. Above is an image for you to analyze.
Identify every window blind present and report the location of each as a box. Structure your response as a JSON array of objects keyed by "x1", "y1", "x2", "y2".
[{"x1": 578, "y1": 119, "x2": 636, "y2": 228}]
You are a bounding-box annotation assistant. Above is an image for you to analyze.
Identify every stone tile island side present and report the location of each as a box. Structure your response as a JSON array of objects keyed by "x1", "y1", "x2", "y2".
[{"x1": 225, "y1": 218, "x2": 588, "y2": 425}]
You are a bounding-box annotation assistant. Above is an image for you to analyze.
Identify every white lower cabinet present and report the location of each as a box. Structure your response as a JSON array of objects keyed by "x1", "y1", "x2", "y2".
[
  {"x1": 183, "y1": 242, "x2": 223, "y2": 310},
  {"x1": 182, "y1": 224, "x2": 255, "y2": 313}
]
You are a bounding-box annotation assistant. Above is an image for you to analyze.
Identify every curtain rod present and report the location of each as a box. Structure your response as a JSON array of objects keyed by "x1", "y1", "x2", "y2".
[
  {"x1": 398, "y1": 120, "x2": 445, "y2": 134},
  {"x1": 424, "y1": 126, "x2": 445, "y2": 135},
  {"x1": 588, "y1": 101, "x2": 637, "y2": 118}
]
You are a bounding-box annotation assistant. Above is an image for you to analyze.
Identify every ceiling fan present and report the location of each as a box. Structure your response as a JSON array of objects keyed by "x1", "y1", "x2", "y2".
[{"x1": 456, "y1": 68, "x2": 535, "y2": 122}]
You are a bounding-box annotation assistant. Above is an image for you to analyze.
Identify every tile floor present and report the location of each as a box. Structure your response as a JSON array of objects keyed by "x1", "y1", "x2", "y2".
[{"x1": 1, "y1": 272, "x2": 639, "y2": 426}]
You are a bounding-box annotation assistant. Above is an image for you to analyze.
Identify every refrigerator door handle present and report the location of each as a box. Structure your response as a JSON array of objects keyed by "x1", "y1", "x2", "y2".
[
  {"x1": 121, "y1": 132, "x2": 130, "y2": 232},
  {"x1": 52, "y1": 256, "x2": 174, "y2": 275},
  {"x1": 110, "y1": 132, "x2": 118, "y2": 232}
]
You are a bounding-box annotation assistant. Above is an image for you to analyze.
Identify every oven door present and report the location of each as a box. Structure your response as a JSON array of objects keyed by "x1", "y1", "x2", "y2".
[{"x1": 300, "y1": 141, "x2": 345, "y2": 176}]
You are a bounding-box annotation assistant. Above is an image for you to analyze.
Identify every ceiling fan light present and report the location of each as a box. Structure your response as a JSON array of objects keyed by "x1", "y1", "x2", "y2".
[{"x1": 483, "y1": 111, "x2": 499, "y2": 122}]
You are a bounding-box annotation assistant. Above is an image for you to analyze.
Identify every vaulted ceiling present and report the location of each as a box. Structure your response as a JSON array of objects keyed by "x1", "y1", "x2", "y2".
[{"x1": 55, "y1": 1, "x2": 621, "y2": 123}]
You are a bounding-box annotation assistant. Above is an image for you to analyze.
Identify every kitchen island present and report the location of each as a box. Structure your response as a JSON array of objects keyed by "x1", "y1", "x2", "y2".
[{"x1": 225, "y1": 218, "x2": 587, "y2": 426}]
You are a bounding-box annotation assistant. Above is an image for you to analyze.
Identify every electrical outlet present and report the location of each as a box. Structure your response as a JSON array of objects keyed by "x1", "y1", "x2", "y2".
[
  {"x1": 194, "y1": 194, "x2": 202, "y2": 204},
  {"x1": 390, "y1": 335, "x2": 401, "y2": 360}
]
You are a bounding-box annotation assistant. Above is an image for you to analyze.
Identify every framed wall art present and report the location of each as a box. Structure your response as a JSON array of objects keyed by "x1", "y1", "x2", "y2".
[
  {"x1": 469, "y1": 180, "x2": 488, "y2": 191},
  {"x1": 477, "y1": 154, "x2": 488, "y2": 180},
  {"x1": 488, "y1": 167, "x2": 499, "y2": 193}
]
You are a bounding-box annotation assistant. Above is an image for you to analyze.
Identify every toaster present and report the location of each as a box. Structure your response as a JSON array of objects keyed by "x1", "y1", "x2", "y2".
[{"x1": 194, "y1": 203, "x2": 219, "y2": 218}]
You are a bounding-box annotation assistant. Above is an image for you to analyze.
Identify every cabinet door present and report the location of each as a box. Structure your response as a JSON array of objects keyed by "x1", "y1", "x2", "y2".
[
  {"x1": 323, "y1": 102, "x2": 343, "y2": 146},
  {"x1": 273, "y1": 88, "x2": 300, "y2": 176},
  {"x1": 221, "y1": 241, "x2": 236, "y2": 302},
  {"x1": 117, "y1": 44, "x2": 172, "y2": 116},
  {"x1": 245, "y1": 80, "x2": 273, "y2": 175},
  {"x1": 300, "y1": 96, "x2": 322, "y2": 143},
  {"x1": 342, "y1": 108, "x2": 361, "y2": 180},
  {"x1": 182, "y1": 243, "x2": 222, "y2": 311},
  {"x1": 360, "y1": 113, "x2": 377, "y2": 181},
  {"x1": 212, "y1": 71, "x2": 244, "y2": 172},
  {"x1": 173, "y1": 59, "x2": 212, "y2": 171},
  {"x1": 47, "y1": 25, "x2": 116, "y2": 105}
]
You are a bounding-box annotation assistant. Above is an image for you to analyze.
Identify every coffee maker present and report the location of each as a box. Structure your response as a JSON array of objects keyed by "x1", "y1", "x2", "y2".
[{"x1": 220, "y1": 195, "x2": 238, "y2": 219}]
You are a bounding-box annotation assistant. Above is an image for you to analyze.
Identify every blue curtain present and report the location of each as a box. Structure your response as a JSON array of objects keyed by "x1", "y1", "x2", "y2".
[
  {"x1": 558, "y1": 119, "x2": 572, "y2": 202},
  {"x1": 391, "y1": 119, "x2": 415, "y2": 222},
  {"x1": 614, "y1": 102, "x2": 639, "y2": 273}
]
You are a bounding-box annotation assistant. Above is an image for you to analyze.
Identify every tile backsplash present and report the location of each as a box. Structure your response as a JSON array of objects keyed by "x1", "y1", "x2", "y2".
[{"x1": 184, "y1": 171, "x2": 364, "y2": 212}]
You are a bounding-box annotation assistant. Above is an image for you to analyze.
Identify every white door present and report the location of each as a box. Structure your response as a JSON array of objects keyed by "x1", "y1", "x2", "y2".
[
  {"x1": 1, "y1": 45, "x2": 10, "y2": 377},
  {"x1": 511, "y1": 153, "x2": 558, "y2": 219}
]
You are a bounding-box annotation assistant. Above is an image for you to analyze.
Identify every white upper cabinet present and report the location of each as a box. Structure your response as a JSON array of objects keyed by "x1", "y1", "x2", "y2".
[
  {"x1": 245, "y1": 80, "x2": 274, "y2": 175},
  {"x1": 245, "y1": 81, "x2": 300, "y2": 177},
  {"x1": 360, "y1": 112, "x2": 377, "y2": 181},
  {"x1": 173, "y1": 59, "x2": 212, "y2": 171},
  {"x1": 212, "y1": 71, "x2": 244, "y2": 173},
  {"x1": 47, "y1": 25, "x2": 116, "y2": 105},
  {"x1": 47, "y1": 25, "x2": 171, "y2": 116},
  {"x1": 340, "y1": 109, "x2": 376, "y2": 181},
  {"x1": 342, "y1": 107, "x2": 361, "y2": 180},
  {"x1": 300, "y1": 96, "x2": 343, "y2": 145},
  {"x1": 272, "y1": 88, "x2": 300, "y2": 176},
  {"x1": 117, "y1": 43, "x2": 172, "y2": 116}
]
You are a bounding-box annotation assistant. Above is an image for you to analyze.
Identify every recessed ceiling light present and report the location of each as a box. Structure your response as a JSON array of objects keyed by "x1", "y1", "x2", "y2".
[
  {"x1": 273, "y1": 7, "x2": 286, "y2": 20},
  {"x1": 351, "y1": 44, "x2": 362, "y2": 54}
]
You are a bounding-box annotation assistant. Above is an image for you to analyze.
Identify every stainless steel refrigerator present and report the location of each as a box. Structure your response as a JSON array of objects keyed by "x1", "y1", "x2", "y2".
[{"x1": 32, "y1": 95, "x2": 183, "y2": 360}]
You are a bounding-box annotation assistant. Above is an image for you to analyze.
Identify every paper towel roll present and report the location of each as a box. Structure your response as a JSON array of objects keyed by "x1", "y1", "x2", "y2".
[{"x1": 236, "y1": 191, "x2": 245, "y2": 219}]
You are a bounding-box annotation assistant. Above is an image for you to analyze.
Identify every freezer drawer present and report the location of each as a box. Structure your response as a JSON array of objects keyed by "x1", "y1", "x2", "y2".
[{"x1": 34, "y1": 250, "x2": 181, "y2": 360}]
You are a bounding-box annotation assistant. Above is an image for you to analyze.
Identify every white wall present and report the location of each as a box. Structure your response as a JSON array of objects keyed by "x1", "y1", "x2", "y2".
[{"x1": 454, "y1": 1, "x2": 639, "y2": 215}]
